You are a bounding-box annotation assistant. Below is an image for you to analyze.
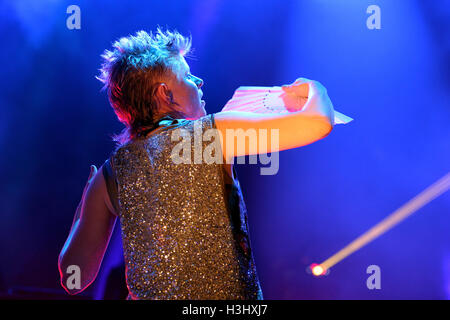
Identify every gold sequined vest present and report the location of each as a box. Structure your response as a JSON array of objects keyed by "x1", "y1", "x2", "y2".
[{"x1": 110, "y1": 114, "x2": 263, "y2": 300}]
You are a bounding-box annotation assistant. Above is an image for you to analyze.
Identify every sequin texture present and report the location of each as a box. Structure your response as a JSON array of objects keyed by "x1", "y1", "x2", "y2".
[{"x1": 110, "y1": 114, "x2": 263, "y2": 300}]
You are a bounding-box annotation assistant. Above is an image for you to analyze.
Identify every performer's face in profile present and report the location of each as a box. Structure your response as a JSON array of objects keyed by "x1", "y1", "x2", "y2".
[{"x1": 168, "y1": 56, "x2": 206, "y2": 119}]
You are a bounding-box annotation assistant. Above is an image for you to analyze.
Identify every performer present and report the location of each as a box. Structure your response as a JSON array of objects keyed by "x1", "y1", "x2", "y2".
[{"x1": 58, "y1": 29, "x2": 335, "y2": 300}]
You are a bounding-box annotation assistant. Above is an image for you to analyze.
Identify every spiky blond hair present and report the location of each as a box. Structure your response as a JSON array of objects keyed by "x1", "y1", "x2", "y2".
[{"x1": 97, "y1": 28, "x2": 192, "y2": 144}]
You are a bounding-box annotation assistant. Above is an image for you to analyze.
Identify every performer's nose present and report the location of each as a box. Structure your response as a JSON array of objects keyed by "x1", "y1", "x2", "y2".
[{"x1": 192, "y1": 75, "x2": 203, "y2": 88}]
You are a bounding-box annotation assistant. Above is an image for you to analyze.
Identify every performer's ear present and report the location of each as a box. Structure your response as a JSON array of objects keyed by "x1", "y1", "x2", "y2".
[{"x1": 154, "y1": 83, "x2": 173, "y2": 105}]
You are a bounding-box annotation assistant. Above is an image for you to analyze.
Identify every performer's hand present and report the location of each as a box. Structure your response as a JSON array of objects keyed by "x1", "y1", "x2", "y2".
[
  {"x1": 281, "y1": 77, "x2": 310, "y2": 98},
  {"x1": 281, "y1": 78, "x2": 312, "y2": 111}
]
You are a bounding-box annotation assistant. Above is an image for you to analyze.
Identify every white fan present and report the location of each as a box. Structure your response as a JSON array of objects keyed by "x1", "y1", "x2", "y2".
[{"x1": 222, "y1": 86, "x2": 353, "y2": 125}]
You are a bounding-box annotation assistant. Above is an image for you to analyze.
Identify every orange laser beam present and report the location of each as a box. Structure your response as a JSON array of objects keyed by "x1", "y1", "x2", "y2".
[{"x1": 315, "y1": 171, "x2": 450, "y2": 273}]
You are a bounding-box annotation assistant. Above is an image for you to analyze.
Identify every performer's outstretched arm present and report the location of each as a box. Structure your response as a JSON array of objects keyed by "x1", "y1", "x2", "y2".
[
  {"x1": 58, "y1": 165, "x2": 117, "y2": 295},
  {"x1": 214, "y1": 78, "x2": 335, "y2": 161}
]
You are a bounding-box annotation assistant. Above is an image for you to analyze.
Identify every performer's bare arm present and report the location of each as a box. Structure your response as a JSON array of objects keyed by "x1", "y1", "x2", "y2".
[
  {"x1": 58, "y1": 166, "x2": 117, "y2": 294},
  {"x1": 214, "y1": 78, "x2": 335, "y2": 162}
]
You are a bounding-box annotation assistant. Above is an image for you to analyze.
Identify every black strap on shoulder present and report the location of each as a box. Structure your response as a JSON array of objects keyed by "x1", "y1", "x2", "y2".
[{"x1": 136, "y1": 115, "x2": 176, "y2": 138}]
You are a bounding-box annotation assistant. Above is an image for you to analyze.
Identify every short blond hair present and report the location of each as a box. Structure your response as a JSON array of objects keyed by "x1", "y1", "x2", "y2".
[{"x1": 97, "y1": 28, "x2": 192, "y2": 144}]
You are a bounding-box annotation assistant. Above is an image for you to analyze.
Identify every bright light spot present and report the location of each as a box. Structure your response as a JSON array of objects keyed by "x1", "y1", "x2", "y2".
[{"x1": 310, "y1": 263, "x2": 326, "y2": 276}]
